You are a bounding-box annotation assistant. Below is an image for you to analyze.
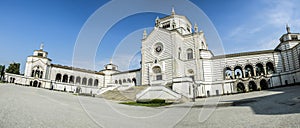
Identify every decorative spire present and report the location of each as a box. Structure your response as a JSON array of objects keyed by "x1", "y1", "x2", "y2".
[
  {"x1": 110, "y1": 58, "x2": 113, "y2": 64},
  {"x1": 286, "y1": 24, "x2": 291, "y2": 34},
  {"x1": 194, "y1": 23, "x2": 198, "y2": 33},
  {"x1": 171, "y1": 7, "x2": 175, "y2": 15},
  {"x1": 156, "y1": 16, "x2": 159, "y2": 21},
  {"x1": 40, "y1": 43, "x2": 44, "y2": 50},
  {"x1": 155, "y1": 16, "x2": 159, "y2": 27},
  {"x1": 143, "y1": 29, "x2": 147, "y2": 39}
]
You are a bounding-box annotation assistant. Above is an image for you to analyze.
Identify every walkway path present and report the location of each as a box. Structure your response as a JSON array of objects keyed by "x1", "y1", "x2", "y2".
[{"x1": 0, "y1": 84, "x2": 299, "y2": 128}]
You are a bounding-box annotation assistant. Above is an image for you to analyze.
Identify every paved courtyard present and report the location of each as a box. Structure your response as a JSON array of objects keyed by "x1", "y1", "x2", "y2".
[{"x1": 0, "y1": 83, "x2": 300, "y2": 128}]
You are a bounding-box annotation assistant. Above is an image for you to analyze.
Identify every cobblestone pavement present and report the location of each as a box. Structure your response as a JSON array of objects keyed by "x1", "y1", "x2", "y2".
[{"x1": 0, "y1": 84, "x2": 300, "y2": 128}]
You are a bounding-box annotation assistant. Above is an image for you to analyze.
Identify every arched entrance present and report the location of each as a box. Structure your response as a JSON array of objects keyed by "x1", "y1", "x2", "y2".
[
  {"x1": 38, "y1": 82, "x2": 41, "y2": 88},
  {"x1": 260, "y1": 79, "x2": 268, "y2": 90},
  {"x1": 207, "y1": 90, "x2": 210, "y2": 97},
  {"x1": 248, "y1": 81, "x2": 257, "y2": 91},
  {"x1": 132, "y1": 78, "x2": 137, "y2": 86},
  {"x1": 33, "y1": 80, "x2": 38, "y2": 87},
  {"x1": 62, "y1": 75, "x2": 68, "y2": 83},
  {"x1": 69, "y1": 76, "x2": 74, "y2": 83},
  {"x1": 75, "y1": 86, "x2": 81, "y2": 93},
  {"x1": 50, "y1": 81, "x2": 53, "y2": 90},
  {"x1": 75, "y1": 76, "x2": 81, "y2": 84},
  {"x1": 55, "y1": 73, "x2": 62, "y2": 82},
  {"x1": 237, "y1": 82, "x2": 245, "y2": 93},
  {"x1": 94, "y1": 79, "x2": 98, "y2": 86}
]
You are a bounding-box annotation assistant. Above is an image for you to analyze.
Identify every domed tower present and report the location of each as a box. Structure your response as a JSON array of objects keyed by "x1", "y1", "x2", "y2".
[
  {"x1": 141, "y1": 8, "x2": 209, "y2": 87},
  {"x1": 275, "y1": 25, "x2": 300, "y2": 72},
  {"x1": 155, "y1": 7, "x2": 192, "y2": 35},
  {"x1": 100, "y1": 59, "x2": 119, "y2": 87},
  {"x1": 24, "y1": 43, "x2": 52, "y2": 79}
]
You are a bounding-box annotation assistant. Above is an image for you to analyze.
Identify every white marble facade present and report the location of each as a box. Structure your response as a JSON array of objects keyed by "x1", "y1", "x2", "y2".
[{"x1": 5, "y1": 9, "x2": 300, "y2": 99}]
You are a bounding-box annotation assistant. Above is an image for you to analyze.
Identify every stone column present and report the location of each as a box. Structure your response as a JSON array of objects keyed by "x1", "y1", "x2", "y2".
[
  {"x1": 253, "y1": 68, "x2": 257, "y2": 76},
  {"x1": 232, "y1": 70, "x2": 235, "y2": 79},
  {"x1": 263, "y1": 66, "x2": 267, "y2": 75},
  {"x1": 242, "y1": 69, "x2": 246, "y2": 78}
]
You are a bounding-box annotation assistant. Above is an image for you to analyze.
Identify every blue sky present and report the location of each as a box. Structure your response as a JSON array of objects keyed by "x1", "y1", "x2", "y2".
[{"x1": 1, "y1": 0, "x2": 299, "y2": 72}]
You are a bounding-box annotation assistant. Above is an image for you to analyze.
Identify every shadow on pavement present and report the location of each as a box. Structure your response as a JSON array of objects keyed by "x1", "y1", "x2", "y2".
[
  {"x1": 230, "y1": 85, "x2": 300, "y2": 115},
  {"x1": 170, "y1": 85, "x2": 300, "y2": 115}
]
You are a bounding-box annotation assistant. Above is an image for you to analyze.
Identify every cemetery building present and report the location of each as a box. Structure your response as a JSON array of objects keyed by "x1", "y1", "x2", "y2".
[{"x1": 5, "y1": 9, "x2": 300, "y2": 100}]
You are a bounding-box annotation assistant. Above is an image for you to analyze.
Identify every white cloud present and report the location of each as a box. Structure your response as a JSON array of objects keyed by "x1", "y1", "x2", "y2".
[
  {"x1": 262, "y1": 0, "x2": 295, "y2": 26},
  {"x1": 224, "y1": 0, "x2": 300, "y2": 54},
  {"x1": 228, "y1": 26, "x2": 244, "y2": 38},
  {"x1": 256, "y1": 38, "x2": 279, "y2": 51}
]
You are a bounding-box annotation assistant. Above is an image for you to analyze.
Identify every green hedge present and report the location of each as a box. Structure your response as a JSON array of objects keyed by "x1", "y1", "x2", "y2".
[{"x1": 136, "y1": 99, "x2": 165, "y2": 104}]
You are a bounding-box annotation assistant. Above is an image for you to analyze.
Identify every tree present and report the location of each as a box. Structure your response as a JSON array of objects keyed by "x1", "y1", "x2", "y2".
[
  {"x1": 6, "y1": 63, "x2": 20, "y2": 75},
  {"x1": 0, "y1": 65, "x2": 5, "y2": 80}
]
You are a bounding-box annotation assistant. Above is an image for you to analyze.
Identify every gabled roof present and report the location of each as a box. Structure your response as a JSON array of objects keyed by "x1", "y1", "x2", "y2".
[
  {"x1": 27, "y1": 55, "x2": 52, "y2": 61},
  {"x1": 212, "y1": 50, "x2": 275, "y2": 59},
  {"x1": 112, "y1": 68, "x2": 141, "y2": 75},
  {"x1": 143, "y1": 27, "x2": 203, "y2": 42},
  {"x1": 51, "y1": 64, "x2": 104, "y2": 75},
  {"x1": 159, "y1": 14, "x2": 192, "y2": 26}
]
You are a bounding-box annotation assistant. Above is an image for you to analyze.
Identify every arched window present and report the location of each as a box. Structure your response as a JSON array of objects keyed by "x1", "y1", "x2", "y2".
[
  {"x1": 31, "y1": 70, "x2": 35, "y2": 77},
  {"x1": 152, "y1": 66, "x2": 161, "y2": 73},
  {"x1": 234, "y1": 66, "x2": 243, "y2": 79},
  {"x1": 224, "y1": 67, "x2": 232, "y2": 80},
  {"x1": 127, "y1": 78, "x2": 131, "y2": 83},
  {"x1": 245, "y1": 65, "x2": 254, "y2": 77},
  {"x1": 266, "y1": 62, "x2": 275, "y2": 74},
  {"x1": 69, "y1": 76, "x2": 74, "y2": 83},
  {"x1": 115, "y1": 80, "x2": 118, "y2": 84},
  {"x1": 82, "y1": 78, "x2": 87, "y2": 85},
  {"x1": 31, "y1": 66, "x2": 43, "y2": 78},
  {"x1": 39, "y1": 71, "x2": 43, "y2": 78},
  {"x1": 88, "y1": 78, "x2": 93, "y2": 86},
  {"x1": 123, "y1": 79, "x2": 126, "y2": 83},
  {"x1": 55, "y1": 73, "x2": 62, "y2": 82},
  {"x1": 119, "y1": 80, "x2": 122, "y2": 85},
  {"x1": 201, "y1": 41, "x2": 205, "y2": 49},
  {"x1": 187, "y1": 49, "x2": 193, "y2": 60},
  {"x1": 152, "y1": 66, "x2": 162, "y2": 80},
  {"x1": 75, "y1": 76, "x2": 81, "y2": 84},
  {"x1": 62, "y1": 74, "x2": 68, "y2": 83},
  {"x1": 94, "y1": 79, "x2": 98, "y2": 86},
  {"x1": 35, "y1": 70, "x2": 40, "y2": 78},
  {"x1": 255, "y1": 63, "x2": 264, "y2": 76}
]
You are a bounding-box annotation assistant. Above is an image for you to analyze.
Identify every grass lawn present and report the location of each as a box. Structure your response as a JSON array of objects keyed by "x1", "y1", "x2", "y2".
[{"x1": 120, "y1": 99, "x2": 173, "y2": 107}]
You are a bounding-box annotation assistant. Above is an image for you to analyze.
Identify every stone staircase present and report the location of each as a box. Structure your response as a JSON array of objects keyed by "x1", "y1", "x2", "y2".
[
  {"x1": 136, "y1": 85, "x2": 182, "y2": 101},
  {"x1": 97, "y1": 86, "x2": 148, "y2": 101}
]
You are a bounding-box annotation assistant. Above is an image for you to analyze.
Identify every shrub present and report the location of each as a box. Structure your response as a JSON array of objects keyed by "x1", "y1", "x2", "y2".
[{"x1": 136, "y1": 99, "x2": 165, "y2": 104}]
